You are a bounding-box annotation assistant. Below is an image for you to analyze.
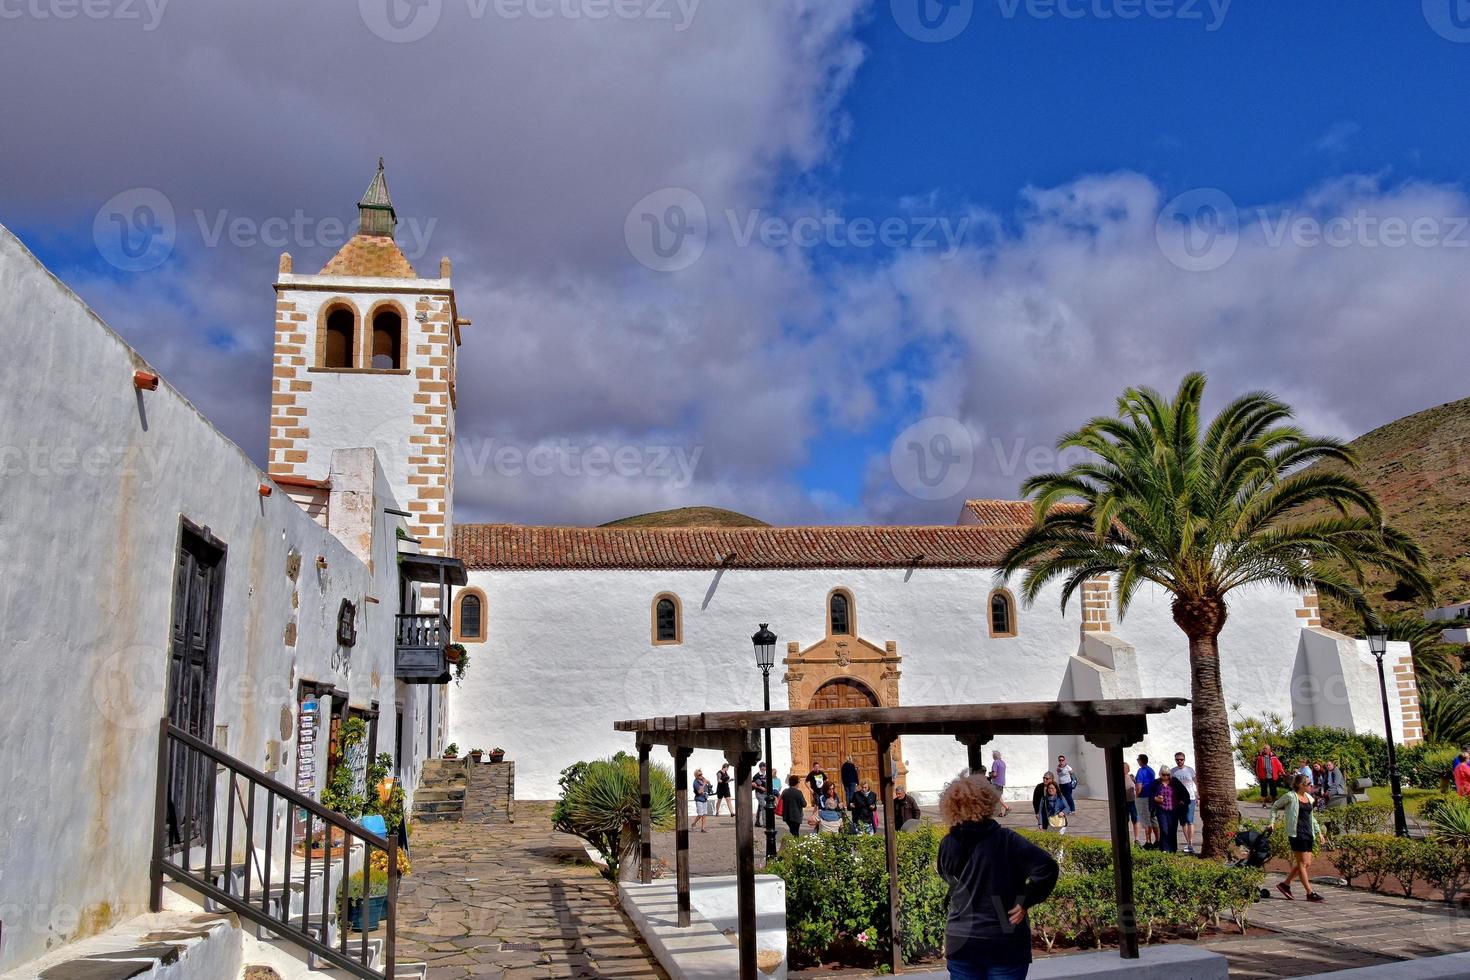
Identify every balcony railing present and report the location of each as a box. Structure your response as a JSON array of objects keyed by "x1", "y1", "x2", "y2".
[{"x1": 395, "y1": 613, "x2": 449, "y2": 683}]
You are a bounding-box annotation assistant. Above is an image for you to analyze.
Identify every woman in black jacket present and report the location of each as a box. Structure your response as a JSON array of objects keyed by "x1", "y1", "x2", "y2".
[
  {"x1": 939, "y1": 773, "x2": 1060, "y2": 979},
  {"x1": 1030, "y1": 772, "x2": 1056, "y2": 830}
]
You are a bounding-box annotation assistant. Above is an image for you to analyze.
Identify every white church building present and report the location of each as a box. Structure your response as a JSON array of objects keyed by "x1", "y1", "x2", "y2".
[{"x1": 0, "y1": 164, "x2": 1425, "y2": 972}]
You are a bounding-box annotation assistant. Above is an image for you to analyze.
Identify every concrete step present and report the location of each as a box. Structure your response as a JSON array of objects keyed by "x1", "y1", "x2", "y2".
[
  {"x1": 1, "y1": 911, "x2": 241, "y2": 980},
  {"x1": 412, "y1": 788, "x2": 464, "y2": 802},
  {"x1": 411, "y1": 799, "x2": 464, "y2": 814}
]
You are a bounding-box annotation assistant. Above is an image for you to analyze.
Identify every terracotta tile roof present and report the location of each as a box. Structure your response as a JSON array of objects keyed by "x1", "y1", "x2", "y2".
[
  {"x1": 963, "y1": 499, "x2": 1038, "y2": 526},
  {"x1": 453, "y1": 523, "x2": 1031, "y2": 570},
  {"x1": 319, "y1": 234, "x2": 418, "y2": 278}
]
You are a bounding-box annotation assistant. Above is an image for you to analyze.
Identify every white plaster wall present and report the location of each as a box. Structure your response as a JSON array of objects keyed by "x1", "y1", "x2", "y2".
[
  {"x1": 0, "y1": 228, "x2": 429, "y2": 971},
  {"x1": 444, "y1": 565, "x2": 1313, "y2": 804}
]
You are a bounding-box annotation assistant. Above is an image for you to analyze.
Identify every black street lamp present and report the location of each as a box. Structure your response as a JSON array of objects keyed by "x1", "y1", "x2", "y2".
[
  {"x1": 1367, "y1": 629, "x2": 1409, "y2": 837},
  {"x1": 752, "y1": 623, "x2": 779, "y2": 860}
]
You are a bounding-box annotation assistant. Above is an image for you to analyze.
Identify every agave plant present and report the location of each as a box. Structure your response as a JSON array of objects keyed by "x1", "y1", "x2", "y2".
[
  {"x1": 1426, "y1": 795, "x2": 1470, "y2": 848},
  {"x1": 552, "y1": 754, "x2": 676, "y2": 881}
]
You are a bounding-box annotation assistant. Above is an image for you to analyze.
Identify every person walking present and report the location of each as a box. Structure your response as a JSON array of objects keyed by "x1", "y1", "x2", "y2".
[
  {"x1": 936, "y1": 773, "x2": 1059, "y2": 980},
  {"x1": 1031, "y1": 772, "x2": 1056, "y2": 830},
  {"x1": 1055, "y1": 755, "x2": 1078, "y2": 813},
  {"x1": 987, "y1": 750, "x2": 1010, "y2": 817},
  {"x1": 779, "y1": 775, "x2": 806, "y2": 838},
  {"x1": 814, "y1": 784, "x2": 845, "y2": 833},
  {"x1": 715, "y1": 762, "x2": 734, "y2": 817},
  {"x1": 1122, "y1": 762, "x2": 1139, "y2": 845},
  {"x1": 848, "y1": 780, "x2": 878, "y2": 834},
  {"x1": 1271, "y1": 773, "x2": 1326, "y2": 902},
  {"x1": 691, "y1": 769, "x2": 711, "y2": 833},
  {"x1": 1134, "y1": 755, "x2": 1158, "y2": 848},
  {"x1": 1039, "y1": 782, "x2": 1068, "y2": 835},
  {"x1": 1171, "y1": 752, "x2": 1199, "y2": 854},
  {"x1": 1255, "y1": 744, "x2": 1285, "y2": 805},
  {"x1": 752, "y1": 763, "x2": 769, "y2": 828},
  {"x1": 841, "y1": 756, "x2": 859, "y2": 803}
]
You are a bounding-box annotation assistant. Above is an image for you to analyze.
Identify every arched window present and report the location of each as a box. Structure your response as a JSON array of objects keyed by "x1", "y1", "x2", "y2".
[
  {"x1": 323, "y1": 306, "x2": 356, "y2": 368},
  {"x1": 454, "y1": 588, "x2": 487, "y2": 643},
  {"x1": 828, "y1": 589, "x2": 853, "y2": 636},
  {"x1": 371, "y1": 307, "x2": 403, "y2": 370},
  {"x1": 989, "y1": 589, "x2": 1017, "y2": 638},
  {"x1": 652, "y1": 593, "x2": 681, "y2": 645}
]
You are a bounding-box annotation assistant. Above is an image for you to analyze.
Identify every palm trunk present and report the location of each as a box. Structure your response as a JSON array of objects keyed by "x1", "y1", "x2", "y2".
[{"x1": 1174, "y1": 597, "x2": 1237, "y2": 860}]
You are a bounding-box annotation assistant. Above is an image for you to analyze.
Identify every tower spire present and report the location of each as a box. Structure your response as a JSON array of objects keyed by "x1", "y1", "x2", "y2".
[{"x1": 358, "y1": 157, "x2": 397, "y2": 237}]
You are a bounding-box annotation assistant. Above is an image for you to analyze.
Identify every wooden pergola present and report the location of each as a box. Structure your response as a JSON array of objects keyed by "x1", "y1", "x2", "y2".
[{"x1": 615, "y1": 697, "x2": 1187, "y2": 979}]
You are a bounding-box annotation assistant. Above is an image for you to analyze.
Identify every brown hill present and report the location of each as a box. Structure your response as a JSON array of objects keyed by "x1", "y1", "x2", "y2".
[
  {"x1": 1315, "y1": 395, "x2": 1470, "y2": 628},
  {"x1": 600, "y1": 506, "x2": 770, "y2": 529}
]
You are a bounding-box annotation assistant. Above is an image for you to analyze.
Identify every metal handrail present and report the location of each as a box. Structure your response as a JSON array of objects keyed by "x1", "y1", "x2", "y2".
[{"x1": 150, "y1": 719, "x2": 398, "y2": 979}]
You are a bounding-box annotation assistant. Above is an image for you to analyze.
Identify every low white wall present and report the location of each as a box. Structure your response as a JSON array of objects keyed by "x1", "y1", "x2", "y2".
[
  {"x1": 0, "y1": 225, "x2": 433, "y2": 970},
  {"x1": 620, "y1": 875, "x2": 786, "y2": 980}
]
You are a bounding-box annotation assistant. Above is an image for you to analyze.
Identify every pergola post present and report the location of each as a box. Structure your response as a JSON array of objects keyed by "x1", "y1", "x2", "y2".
[
  {"x1": 874, "y1": 729, "x2": 902, "y2": 975},
  {"x1": 729, "y1": 748, "x2": 760, "y2": 980},
  {"x1": 1088, "y1": 733, "x2": 1141, "y2": 959},
  {"x1": 670, "y1": 746, "x2": 693, "y2": 927},
  {"x1": 956, "y1": 730, "x2": 993, "y2": 775},
  {"x1": 637, "y1": 742, "x2": 653, "y2": 885}
]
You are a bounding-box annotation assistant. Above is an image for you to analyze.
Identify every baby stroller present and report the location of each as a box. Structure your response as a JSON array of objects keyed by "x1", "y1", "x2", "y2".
[{"x1": 1230, "y1": 827, "x2": 1275, "y2": 899}]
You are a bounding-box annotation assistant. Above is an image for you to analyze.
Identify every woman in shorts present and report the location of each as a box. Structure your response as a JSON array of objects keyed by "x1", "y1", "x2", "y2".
[{"x1": 1271, "y1": 774, "x2": 1325, "y2": 902}]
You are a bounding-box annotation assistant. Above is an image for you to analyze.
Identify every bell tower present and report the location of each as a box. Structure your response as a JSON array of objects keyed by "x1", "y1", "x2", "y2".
[{"x1": 267, "y1": 160, "x2": 462, "y2": 555}]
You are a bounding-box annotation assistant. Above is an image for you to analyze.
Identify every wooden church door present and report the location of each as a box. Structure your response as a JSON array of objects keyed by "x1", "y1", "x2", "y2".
[{"x1": 806, "y1": 679, "x2": 880, "y2": 797}]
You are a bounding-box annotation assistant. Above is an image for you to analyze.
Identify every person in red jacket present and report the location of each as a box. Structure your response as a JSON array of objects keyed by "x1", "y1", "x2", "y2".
[
  {"x1": 1455, "y1": 750, "x2": 1470, "y2": 799},
  {"x1": 1255, "y1": 744, "x2": 1286, "y2": 805}
]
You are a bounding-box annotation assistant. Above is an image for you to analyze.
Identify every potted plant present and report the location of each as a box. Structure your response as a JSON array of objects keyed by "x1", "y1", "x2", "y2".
[
  {"x1": 469, "y1": 747, "x2": 484, "y2": 763},
  {"x1": 338, "y1": 849, "x2": 409, "y2": 934},
  {"x1": 446, "y1": 643, "x2": 469, "y2": 684},
  {"x1": 443, "y1": 742, "x2": 459, "y2": 760},
  {"x1": 489, "y1": 747, "x2": 506, "y2": 763}
]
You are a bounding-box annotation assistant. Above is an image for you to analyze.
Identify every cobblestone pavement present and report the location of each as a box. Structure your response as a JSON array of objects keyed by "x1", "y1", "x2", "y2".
[{"x1": 396, "y1": 802, "x2": 668, "y2": 979}]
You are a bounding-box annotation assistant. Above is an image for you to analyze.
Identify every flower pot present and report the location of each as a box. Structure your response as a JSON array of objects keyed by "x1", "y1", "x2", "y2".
[
  {"x1": 469, "y1": 751, "x2": 483, "y2": 763},
  {"x1": 347, "y1": 894, "x2": 389, "y2": 932},
  {"x1": 489, "y1": 751, "x2": 505, "y2": 763}
]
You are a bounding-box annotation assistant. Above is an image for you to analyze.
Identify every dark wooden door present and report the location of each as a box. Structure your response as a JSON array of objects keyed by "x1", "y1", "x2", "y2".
[
  {"x1": 807, "y1": 679, "x2": 880, "y2": 796},
  {"x1": 165, "y1": 523, "x2": 225, "y2": 848}
]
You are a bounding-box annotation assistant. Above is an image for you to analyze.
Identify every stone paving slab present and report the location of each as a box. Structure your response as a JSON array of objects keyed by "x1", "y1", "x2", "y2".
[{"x1": 396, "y1": 802, "x2": 668, "y2": 979}]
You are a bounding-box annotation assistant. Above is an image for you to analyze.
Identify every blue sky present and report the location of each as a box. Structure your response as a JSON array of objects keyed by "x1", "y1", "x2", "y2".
[{"x1": 4, "y1": 1, "x2": 1470, "y2": 524}]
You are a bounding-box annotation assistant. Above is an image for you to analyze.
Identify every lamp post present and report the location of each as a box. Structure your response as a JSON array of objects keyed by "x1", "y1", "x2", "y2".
[
  {"x1": 1366, "y1": 630, "x2": 1409, "y2": 837},
  {"x1": 752, "y1": 623, "x2": 779, "y2": 860}
]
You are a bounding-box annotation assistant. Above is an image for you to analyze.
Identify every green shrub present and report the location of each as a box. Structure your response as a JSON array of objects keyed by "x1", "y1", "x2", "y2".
[
  {"x1": 1333, "y1": 834, "x2": 1396, "y2": 890},
  {"x1": 1426, "y1": 795, "x2": 1470, "y2": 847},
  {"x1": 550, "y1": 754, "x2": 675, "y2": 882},
  {"x1": 1320, "y1": 801, "x2": 1394, "y2": 841},
  {"x1": 1418, "y1": 844, "x2": 1470, "y2": 905},
  {"x1": 1398, "y1": 745, "x2": 1462, "y2": 790}
]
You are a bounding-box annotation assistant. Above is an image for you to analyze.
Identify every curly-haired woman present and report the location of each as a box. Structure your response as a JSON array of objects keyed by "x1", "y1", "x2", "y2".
[{"x1": 937, "y1": 773, "x2": 1059, "y2": 979}]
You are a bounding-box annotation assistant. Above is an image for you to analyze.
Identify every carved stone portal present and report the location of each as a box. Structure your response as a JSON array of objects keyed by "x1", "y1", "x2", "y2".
[{"x1": 784, "y1": 634, "x2": 904, "y2": 785}]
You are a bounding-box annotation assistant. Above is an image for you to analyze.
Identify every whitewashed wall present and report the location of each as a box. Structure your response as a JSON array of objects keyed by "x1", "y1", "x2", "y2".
[
  {"x1": 445, "y1": 565, "x2": 1324, "y2": 803},
  {"x1": 0, "y1": 227, "x2": 430, "y2": 971}
]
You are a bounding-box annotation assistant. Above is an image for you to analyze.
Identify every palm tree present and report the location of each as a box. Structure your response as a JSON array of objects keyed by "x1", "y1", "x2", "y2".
[
  {"x1": 998, "y1": 373, "x2": 1431, "y2": 858},
  {"x1": 1382, "y1": 611, "x2": 1463, "y2": 689}
]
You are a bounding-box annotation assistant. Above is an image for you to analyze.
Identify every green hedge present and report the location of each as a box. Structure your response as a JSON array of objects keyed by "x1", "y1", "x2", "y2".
[
  {"x1": 1234, "y1": 720, "x2": 1457, "y2": 790},
  {"x1": 1333, "y1": 832, "x2": 1470, "y2": 902},
  {"x1": 768, "y1": 828, "x2": 1263, "y2": 967}
]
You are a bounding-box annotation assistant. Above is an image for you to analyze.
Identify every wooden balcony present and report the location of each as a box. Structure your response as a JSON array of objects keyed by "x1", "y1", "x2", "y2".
[{"x1": 395, "y1": 613, "x2": 450, "y2": 684}]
